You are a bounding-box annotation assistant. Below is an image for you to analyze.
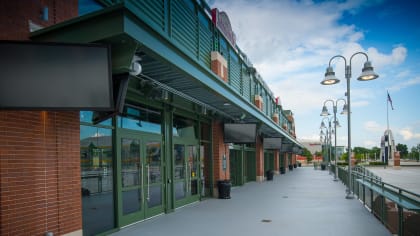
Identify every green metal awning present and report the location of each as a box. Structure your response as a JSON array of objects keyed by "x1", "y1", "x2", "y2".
[{"x1": 31, "y1": 4, "x2": 302, "y2": 150}]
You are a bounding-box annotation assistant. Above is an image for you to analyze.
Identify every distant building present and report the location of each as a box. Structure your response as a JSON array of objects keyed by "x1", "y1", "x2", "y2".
[{"x1": 299, "y1": 140, "x2": 322, "y2": 154}]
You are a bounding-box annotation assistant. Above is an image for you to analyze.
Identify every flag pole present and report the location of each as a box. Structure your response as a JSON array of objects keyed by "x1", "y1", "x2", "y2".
[
  {"x1": 387, "y1": 91, "x2": 389, "y2": 132},
  {"x1": 386, "y1": 92, "x2": 389, "y2": 167}
]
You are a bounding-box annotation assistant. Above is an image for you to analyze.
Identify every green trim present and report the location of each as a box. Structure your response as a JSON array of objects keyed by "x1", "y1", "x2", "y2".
[
  {"x1": 163, "y1": 104, "x2": 174, "y2": 213},
  {"x1": 31, "y1": 3, "x2": 301, "y2": 148},
  {"x1": 173, "y1": 138, "x2": 201, "y2": 208},
  {"x1": 355, "y1": 179, "x2": 420, "y2": 210},
  {"x1": 115, "y1": 129, "x2": 165, "y2": 226}
]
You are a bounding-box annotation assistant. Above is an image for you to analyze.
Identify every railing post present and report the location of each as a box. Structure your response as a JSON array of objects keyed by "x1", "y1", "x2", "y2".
[
  {"x1": 381, "y1": 196, "x2": 385, "y2": 224},
  {"x1": 398, "y1": 205, "x2": 403, "y2": 236}
]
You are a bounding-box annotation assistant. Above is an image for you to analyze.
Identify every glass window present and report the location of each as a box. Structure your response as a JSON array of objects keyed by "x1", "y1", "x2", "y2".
[
  {"x1": 123, "y1": 189, "x2": 141, "y2": 215},
  {"x1": 80, "y1": 125, "x2": 114, "y2": 235},
  {"x1": 79, "y1": 0, "x2": 104, "y2": 16},
  {"x1": 146, "y1": 142, "x2": 162, "y2": 183},
  {"x1": 118, "y1": 106, "x2": 162, "y2": 134},
  {"x1": 80, "y1": 111, "x2": 112, "y2": 126},
  {"x1": 173, "y1": 115, "x2": 197, "y2": 139},
  {"x1": 121, "y1": 138, "x2": 141, "y2": 188},
  {"x1": 174, "y1": 144, "x2": 185, "y2": 180},
  {"x1": 148, "y1": 185, "x2": 162, "y2": 208}
]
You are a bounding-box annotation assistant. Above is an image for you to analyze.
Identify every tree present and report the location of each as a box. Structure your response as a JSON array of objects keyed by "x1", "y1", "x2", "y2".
[
  {"x1": 371, "y1": 147, "x2": 381, "y2": 160},
  {"x1": 301, "y1": 148, "x2": 313, "y2": 162},
  {"x1": 353, "y1": 146, "x2": 370, "y2": 162},
  {"x1": 410, "y1": 144, "x2": 420, "y2": 161},
  {"x1": 341, "y1": 152, "x2": 348, "y2": 162},
  {"x1": 314, "y1": 151, "x2": 322, "y2": 156},
  {"x1": 396, "y1": 143, "x2": 408, "y2": 158}
]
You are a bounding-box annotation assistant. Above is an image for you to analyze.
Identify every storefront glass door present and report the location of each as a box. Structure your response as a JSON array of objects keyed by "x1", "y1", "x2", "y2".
[
  {"x1": 173, "y1": 141, "x2": 200, "y2": 207},
  {"x1": 118, "y1": 132, "x2": 164, "y2": 226}
]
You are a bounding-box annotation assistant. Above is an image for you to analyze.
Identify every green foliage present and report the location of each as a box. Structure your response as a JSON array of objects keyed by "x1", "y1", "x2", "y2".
[
  {"x1": 369, "y1": 161, "x2": 385, "y2": 166},
  {"x1": 396, "y1": 143, "x2": 408, "y2": 158},
  {"x1": 341, "y1": 152, "x2": 348, "y2": 161},
  {"x1": 335, "y1": 144, "x2": 418, "y2": 162},
  {"x1": 409, "y1": 145, "x2": 420, "y2": 161},
  {"x1": 302, "y1": 148, "x2": 313, "y2": 162}
]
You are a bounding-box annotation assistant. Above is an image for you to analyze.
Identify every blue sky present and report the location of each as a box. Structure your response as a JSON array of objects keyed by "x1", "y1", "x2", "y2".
[{"x1": 209, "y1": 0, "x2": 420, "y2": 149}]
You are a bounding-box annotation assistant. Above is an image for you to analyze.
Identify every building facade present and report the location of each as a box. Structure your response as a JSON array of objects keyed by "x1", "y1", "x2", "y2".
[{"x1": 0, "y1": 1, "x2": 302, "y2": 235}]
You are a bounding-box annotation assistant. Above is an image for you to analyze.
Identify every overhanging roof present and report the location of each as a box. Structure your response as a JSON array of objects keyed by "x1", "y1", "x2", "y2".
[{"x1": 31, "y1": 4, "x2": 303, "y2": 150}]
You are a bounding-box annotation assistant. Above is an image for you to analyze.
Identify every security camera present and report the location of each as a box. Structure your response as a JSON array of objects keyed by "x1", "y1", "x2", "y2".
[
  {"x1": 129, "y1": 61, "x2": 142, "y2": 76},
  {"x1": 129, "y1": 55, "x2": 142, "y2": 76}
]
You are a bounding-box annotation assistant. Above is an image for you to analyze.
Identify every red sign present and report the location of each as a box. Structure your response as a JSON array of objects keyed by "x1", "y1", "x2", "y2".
[{"x1": 211, "y1": 8, "x2": 236, "y2": 48}]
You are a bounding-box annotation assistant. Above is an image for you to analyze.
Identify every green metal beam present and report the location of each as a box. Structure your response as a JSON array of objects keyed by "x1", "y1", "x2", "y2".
[
  {"x1": 122, "y1": 10, "x2": 301, "y2": 147},
  {"x1": 30, "y1": 5, "x2": 302, "y2": 148}
]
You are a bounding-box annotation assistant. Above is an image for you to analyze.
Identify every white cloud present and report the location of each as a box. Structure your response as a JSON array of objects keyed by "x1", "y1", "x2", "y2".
[
  {"x1": 367, "y1": 46, "x2": 407, "y2": 69},
  {"x1": 399, "y1": 128, "x2": 420, "y2": 141},
  {"x1": 92, "y1": 132, "x2": 104, "y2": 137},
  {"x1": 364, "y1": 121, "x2": 383, "y2": 132},
  {"x1": 396, "y1": 70, "x2": 411, "y2": 79},
  {"x1": 364, "y1": 140, "x2": 378, "y2": 148},
  {"x1": 388, "y1": 76, "x2": 420, "y2": 91},
  {"x1": 210, "y1": 0, "x2": 407, "y2": 114},
  {"x1": 209, "y1": 0, "x2": 415, "y2": 148}
]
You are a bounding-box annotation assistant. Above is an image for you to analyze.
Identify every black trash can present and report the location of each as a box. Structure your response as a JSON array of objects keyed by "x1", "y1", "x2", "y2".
[
  {"x1": 288, "y1": 164, "x2": 293, "y2": 171},
  {"x1": 320, "y1": 163, "x2": 326, "y2": 170},
  {"x1": 293, "y1": 164, "x2": 297, "y2": 168},
  {"x1": 298, "y1": 162, "x2": 302, "y2": 167},
  {"x1": 266, "y1": 170, "x2": 274, "y2": 181},
  {"x1": 280, "y1": 166, "x2": 285, "y2": 174},
  {"x1": 217, "y1": 180, "x2": 231, "y2": 199}
]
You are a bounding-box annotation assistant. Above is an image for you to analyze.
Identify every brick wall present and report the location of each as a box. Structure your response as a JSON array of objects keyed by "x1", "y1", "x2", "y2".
[
  {"x1": 255, "y1": 135, "x2": 264, "y2": 181},
  {"x1": 0, "y1": 0, "x2": 78, "y2": 40},
  {"x1": 282, "y1": 153, "x2": 288, "y2": 169},
  {"x1": 0, "y1": 111, "x2": 81, "y2": 236},
  {"x1": 274, "y1": 150, "x2": 279, "y2": 174},
  {"x1": 211, "y1": 51, "x2": 228, "y2": 82},
  {"x1": 0, "y1": 1, "x2": 80, "y2": 235},
  {"x1": 212, "y1": 121, "x2": 229, "y2": 195}
]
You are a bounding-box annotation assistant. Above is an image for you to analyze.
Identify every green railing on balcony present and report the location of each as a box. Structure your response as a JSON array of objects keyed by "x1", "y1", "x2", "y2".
[
  {"x1": 332, "y1": 164, "x2": 420, "y2": 236},
  {"x1": 102, "y1": 0, "x2": 294, "y2": 133}
]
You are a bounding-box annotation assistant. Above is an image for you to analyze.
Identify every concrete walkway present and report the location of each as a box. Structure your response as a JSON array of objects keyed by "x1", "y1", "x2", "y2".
[{"x1": 112, "y1": 167, "x2": 391, "y2": 236}]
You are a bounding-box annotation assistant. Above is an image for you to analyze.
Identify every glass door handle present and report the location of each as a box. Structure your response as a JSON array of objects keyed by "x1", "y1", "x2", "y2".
[
  {"x1": 147, "y1": 164, "x2": 150, "y2": 201},
  {"x1": 140, "y1": 166, "x2": 144, "y2": 205},
  {"x1": 185, "y1": 163, "x2": 189, "y2": 193}
]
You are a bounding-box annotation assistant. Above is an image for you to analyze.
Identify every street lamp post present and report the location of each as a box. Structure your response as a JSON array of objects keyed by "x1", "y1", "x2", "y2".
[
  {"x1": 319, "y1": 129, "x2": 328, "y2": 170},
  {"x1": 320, "y1": 117, "x2": 333, "y2": 174},
  {"x1": 321, "y1": 99, "x2": 347, "y2": 181},
  {"x1": 321, "y1": 52, "x2": 379, "y2": 199}
]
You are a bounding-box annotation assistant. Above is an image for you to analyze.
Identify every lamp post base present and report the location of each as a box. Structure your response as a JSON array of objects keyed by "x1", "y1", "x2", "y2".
[
  {"x1": 333, "y1": 178, "x2": 338, "y2": 181},
  {"x1": 345, "y1": 188, "x2": 354, "y2": 199}
]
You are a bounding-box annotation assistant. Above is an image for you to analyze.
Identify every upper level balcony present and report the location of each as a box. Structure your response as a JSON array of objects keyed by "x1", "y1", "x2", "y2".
[{"x1": 31, "y1": 0, "x2": 301, "y2": 149}]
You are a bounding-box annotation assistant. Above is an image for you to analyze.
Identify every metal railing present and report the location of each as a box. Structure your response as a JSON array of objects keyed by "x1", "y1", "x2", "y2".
[
  {"x1": 353, "y1": 165, "x2": 382, "y2": 183},
  {"x1": 334, "y1": 164, "x2": 420, "y2": 236}
]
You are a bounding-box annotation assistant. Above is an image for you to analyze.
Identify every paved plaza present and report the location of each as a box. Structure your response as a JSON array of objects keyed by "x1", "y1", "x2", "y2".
[
  {"x1": 367, "y1": 166, "x2": 420, "y2": 195},
  {"x1": 112, "y1": 167, "x2": 391, "y2": 236}
]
